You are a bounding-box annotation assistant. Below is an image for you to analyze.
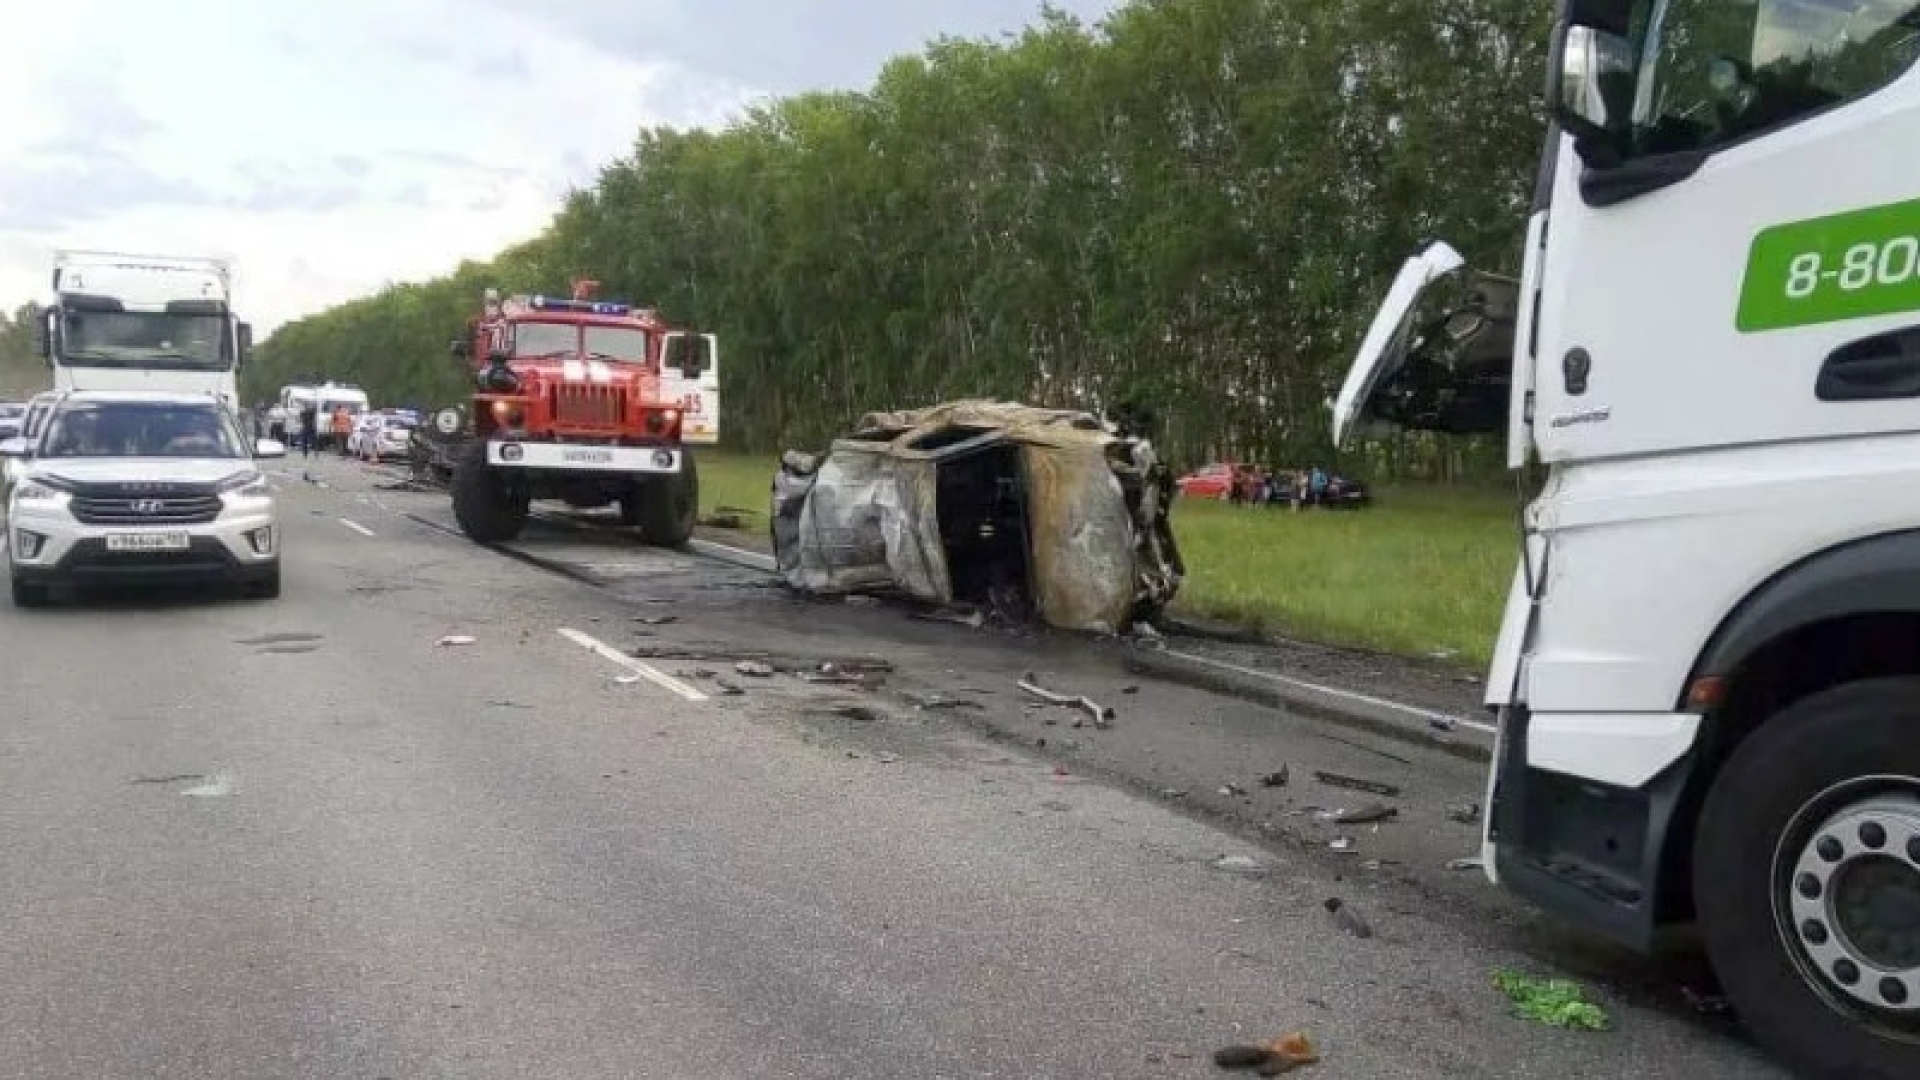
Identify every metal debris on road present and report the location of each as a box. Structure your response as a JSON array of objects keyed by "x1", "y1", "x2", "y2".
[
  {"x1": 734, "y1": 661, "x2": 775, "y2": 677},
  {"x1": 1328, "y1": 836, "x2": 1356, "y2": 852},
  {"x1": 1313, "y1": 771, "x2": 1401, "y2": 797},
  {"x1": 875, "y1": 752, "x2": 900, "y2": 764},
  {"x1": 1260, "y1": 767, "x2": 1290, "y2": 787},
  {"x1": 914, "y1": 608, "x2": 986, "y2": 629},
  {"x1": 1447, "y1": 857, "x2": 1484, "y2": 872},
  {"x1": 1213, "y1": 855, "x2": 1269, "y2": 879},
  {"x1": 901, "y1": 691, "x2": 978, "y2": 711},
  {"x1": 1324, "y1": 897, "x2": 1373, "y2": 938},
  {"x1": 436, "y1": 635, "x2": 477, "y2": 647},
  {"x1": 1448, "y1": 802, "x2": 1482, "y2": 825},
  {"x1": 634, "y1": 615, "x2": 679, "y2": 625},
  {"x1": 1016, "y1": 671, "x2": 1114, "y2": 728},
  {"x1": 1219, "y1": 783, "x2": 1247, "y2": 797},
  {"x1": 1160, "y1": 788, "x2": 1189, "y2": 799},
  {"x1": 1213, "y1": 1032, "x2": 1318, "y2": 1074},
  {"x1": 713, "y1": 679, "x2": 746, "y2": 695},
  {"x1": 831, "y1": 705, "x2": 886, "y2": 724},
  {"x1": 1329, "y1": 802, "x2": 1397, "y2": 825},
  {"x1": 131, "y1": 774, "x2": 205, "y2": 785}
]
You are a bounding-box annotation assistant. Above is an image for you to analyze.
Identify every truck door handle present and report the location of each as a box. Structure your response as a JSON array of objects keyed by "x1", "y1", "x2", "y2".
[{"x1": 1817, "y1": 326, "x2": 1920, "y2": 402}]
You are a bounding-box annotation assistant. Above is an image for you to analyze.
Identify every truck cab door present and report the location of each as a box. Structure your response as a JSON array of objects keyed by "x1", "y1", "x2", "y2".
[
  {"x1": 1332, "y1": 241, "x2": 1519, "y2": 448},
  {"x1": 661, "y1": 332, "x2": 720, "y2": 444}
]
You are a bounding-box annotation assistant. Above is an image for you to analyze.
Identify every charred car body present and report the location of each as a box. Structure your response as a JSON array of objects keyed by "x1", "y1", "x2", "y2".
[
  {"x1": 446, "y1": 282, "x2": 717, "y2": 546},
  {"x1": 772, "y1": 400, "x2": 1183, "y2": 634}
]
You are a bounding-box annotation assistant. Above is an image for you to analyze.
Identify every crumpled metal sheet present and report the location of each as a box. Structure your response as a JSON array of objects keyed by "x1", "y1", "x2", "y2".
[{"x1": 771, "y1": 399, "x2": 1182, "y2": 633}]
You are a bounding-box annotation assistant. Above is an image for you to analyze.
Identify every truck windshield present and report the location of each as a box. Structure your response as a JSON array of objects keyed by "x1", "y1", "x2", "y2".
[
  {"x1": 583, "y1": 326, "x2": 648, "y2": 362},
  {"x1": 59, "y1": 311, "x2": 229, "y2": 371},
  {"x1": 512, "y1": 322, "x2": 577, "y2": 357},
  {"x1": 1626, "y1": 0, "x2": 1920, "y2": 159}
]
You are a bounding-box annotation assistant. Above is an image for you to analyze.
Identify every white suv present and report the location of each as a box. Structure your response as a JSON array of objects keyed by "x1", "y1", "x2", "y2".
[{"x1": 1, "y1": 391, "x2": 285, "y2": 606}]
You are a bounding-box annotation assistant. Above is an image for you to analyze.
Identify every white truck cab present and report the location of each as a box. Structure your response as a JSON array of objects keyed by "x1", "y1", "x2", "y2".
[{"x1": 1335, "y1": 2, "x2": 1920, "y2": 1074}]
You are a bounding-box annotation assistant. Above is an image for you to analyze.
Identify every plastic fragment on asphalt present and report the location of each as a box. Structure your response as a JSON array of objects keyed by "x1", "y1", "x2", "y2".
[{"x1": 436, "y1": 635, "x2": 477, "y2": 646}]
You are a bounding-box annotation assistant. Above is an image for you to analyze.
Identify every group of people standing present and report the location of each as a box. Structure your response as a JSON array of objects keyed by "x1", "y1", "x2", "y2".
[{"x1": 261, "y1": 402, "x2": 354, "y2": 458}]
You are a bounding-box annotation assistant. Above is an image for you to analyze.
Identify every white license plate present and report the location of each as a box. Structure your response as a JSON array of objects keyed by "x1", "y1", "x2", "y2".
[{"x1": 105, "y1": 532, "x2": 191, "y2": 552}]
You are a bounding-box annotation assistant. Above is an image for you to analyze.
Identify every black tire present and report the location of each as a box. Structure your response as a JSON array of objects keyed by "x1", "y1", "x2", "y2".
[
  {"x1": 637, "y1": 452, "x2": 698, "y2": 548},
  {"x1": 1694, "y1": 677, "x2": 1920, "y2": 1080},
  {"x1": 451, "y1": 440, "x2": 528, "y2": 543},
  {"x1": 244, "y1": 567, "x2": 281, "y2": 599},
  {"x1": 10, "y1": 576, "x2": 48, "y2": 608},
  {"x1": 618, "y1": 487, "x2": 644, "y2": 527}
]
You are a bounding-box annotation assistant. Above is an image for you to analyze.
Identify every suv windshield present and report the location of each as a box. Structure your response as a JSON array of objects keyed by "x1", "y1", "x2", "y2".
[
  {"x1": 41, "y1": 402, "x2": 247, "y2": 459},
  {"x1": 1627, "y1": 0, "x2": 1920, "y2": 158},
  {"x1": 59, "y1": 311, "x2": 230, "y2": 371}
]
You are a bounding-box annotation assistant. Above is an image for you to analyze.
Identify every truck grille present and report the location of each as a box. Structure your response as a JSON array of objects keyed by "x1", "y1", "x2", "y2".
[
  {"x1": 553, "y1": 385, "x2": 625, "y2": 430},
  {"x1": 70, "y1": 496, "x2": 223, "y2": 526}
]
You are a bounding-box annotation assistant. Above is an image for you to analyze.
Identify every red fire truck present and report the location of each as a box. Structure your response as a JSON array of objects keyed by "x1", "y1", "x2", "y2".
[{"x1": 446, "y1": 281, "x2": 715, "y2": 546}]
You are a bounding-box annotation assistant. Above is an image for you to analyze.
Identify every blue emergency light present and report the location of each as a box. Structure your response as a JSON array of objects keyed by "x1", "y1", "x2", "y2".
[{"x1": 528, "y1": 295, "x2": 634, "y2": 315}]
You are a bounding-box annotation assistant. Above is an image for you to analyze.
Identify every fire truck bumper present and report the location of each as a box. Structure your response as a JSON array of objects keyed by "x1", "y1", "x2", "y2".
[{"x1": 485, "y1": 441, "x2": 683, "y2": 473}]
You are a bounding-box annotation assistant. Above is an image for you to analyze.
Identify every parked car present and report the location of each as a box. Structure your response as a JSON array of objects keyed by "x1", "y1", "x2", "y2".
[
  {"x1": 0, "y1": 402, "x2": 24, "y2": 441},
  {"x1": 1175, "y1": 462, "x2": 1256, "y2": 499},
  {"x1": 354, "y1": 410, "x2": 418, "y2": 462},
  {"x1": 1, "y1": 390, "x2": 285, "y2": 606}
]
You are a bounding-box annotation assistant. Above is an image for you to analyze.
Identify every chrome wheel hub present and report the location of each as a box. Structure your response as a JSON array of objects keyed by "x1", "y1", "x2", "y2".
[{"x1": 1782, "y1": 789, "x2": 1920, "y2": 1016}]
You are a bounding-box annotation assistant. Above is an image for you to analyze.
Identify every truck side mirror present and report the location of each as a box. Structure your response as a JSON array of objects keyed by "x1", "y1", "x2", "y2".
[
  {"x1": 237, "y1": 322, "x2": 252, "y2": 367},
  {"x1": 38, "y1": 310, "x2": 52, "y2": 362},
  {"x1": 1545, "y1": 21, "x2": 1634, "y2": 167}
]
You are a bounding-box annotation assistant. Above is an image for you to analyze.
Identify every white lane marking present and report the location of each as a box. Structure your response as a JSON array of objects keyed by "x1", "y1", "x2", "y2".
[
  {"x1": 338, "y1": 518, "x2": 376, "y2": 537},
  {"x1": 557, "y1": 628, "x2": 708, "y2": 702}
]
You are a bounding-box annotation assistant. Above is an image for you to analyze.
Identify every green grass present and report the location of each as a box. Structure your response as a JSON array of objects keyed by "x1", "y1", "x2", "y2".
[
  {"x1": 689, "y1": 449, "x2": 1515, "y2": 667},
  {"x1": 1169, "y1": 488, "x2": 1513, "y2": 667}
]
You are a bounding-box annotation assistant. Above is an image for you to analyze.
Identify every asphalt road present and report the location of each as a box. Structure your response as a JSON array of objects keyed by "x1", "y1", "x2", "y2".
[{"x1": 0, "y1": 454, "x2": 1784, "y2": 1078}]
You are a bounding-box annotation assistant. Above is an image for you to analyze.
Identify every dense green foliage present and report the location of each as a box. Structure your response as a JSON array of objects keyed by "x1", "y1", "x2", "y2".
[
  {"x1": 246, "y1": 0, "x2": 1551, "y2": 475},
  {"x1": 0, "y1": 304, "x2": 51, "y2": 400}
]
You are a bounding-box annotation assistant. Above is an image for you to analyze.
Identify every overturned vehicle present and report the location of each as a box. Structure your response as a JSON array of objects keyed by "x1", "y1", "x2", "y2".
[{"x1": 772, "y1": 401, "x2": 1183, "y2": 634}]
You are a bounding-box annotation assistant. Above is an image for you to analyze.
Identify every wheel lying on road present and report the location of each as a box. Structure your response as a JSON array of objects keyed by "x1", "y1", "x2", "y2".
[
  {"x1": 1694, "y1": 676, "x2": 1920, "y2": 1079},
  {"x1": 10, "y1": 576, "x2": 49, "y2": 608},
  {"x1": 630, "y1": 452, "x2": 698, "y2": 548},
  {"x1": 451, "y1": 440, "x2": 529, "y2": 543}
]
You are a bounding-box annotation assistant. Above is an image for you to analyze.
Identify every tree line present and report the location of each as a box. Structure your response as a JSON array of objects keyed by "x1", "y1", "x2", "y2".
[{"x1": 245, "y1": 0, "x2": 1550, "y2": 479}]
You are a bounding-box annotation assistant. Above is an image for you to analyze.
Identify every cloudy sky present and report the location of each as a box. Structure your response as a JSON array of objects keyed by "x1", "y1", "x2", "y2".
[{"x1": 0, "y1": 0, "x2": 1118, "y2": 334}]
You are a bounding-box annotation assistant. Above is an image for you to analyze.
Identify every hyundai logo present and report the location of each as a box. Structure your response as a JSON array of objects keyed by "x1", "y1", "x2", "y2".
[{"x1": 130, "y1": 499, "x2": 166, "y2": 514}]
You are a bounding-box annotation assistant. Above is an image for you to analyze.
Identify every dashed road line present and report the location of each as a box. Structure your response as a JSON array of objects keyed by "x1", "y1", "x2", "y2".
[
  {"x1": 338, "y1": 518, "x2": 376, "y2": 537},
  {"x1": 556, "y1": 627, "x2": 708, "y2": 702}
]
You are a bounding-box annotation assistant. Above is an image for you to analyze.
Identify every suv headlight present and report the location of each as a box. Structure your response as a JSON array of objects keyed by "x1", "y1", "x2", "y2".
[
  {"x1": 218, "y1": 471, "x2": 271, "y2": 499},
  {"x1": 13, "y1": 480, "x2": 67, "y2": 502}
]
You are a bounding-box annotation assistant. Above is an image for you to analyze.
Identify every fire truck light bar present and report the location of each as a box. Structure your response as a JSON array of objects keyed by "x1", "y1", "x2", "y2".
[{"x1": 528, "y1": 295, "x2": 633, "y2": 315}]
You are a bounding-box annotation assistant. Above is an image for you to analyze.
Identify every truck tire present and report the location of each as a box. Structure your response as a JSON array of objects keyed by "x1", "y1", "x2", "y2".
[
  {"x1": 637, "y1": 452, "x2": 698, "y2": 548},
  {"x1": 451, "y1": 440, "x2": 528, "y2": 543},
  {"x1": 1694, "y1": 677, "x2": 1920, "y2": 1079}
]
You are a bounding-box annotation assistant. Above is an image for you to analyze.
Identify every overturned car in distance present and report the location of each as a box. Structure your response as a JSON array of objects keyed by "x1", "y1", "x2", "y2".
[{"x1": 772, "y1": 400, "x2": 1183, "y2": 635}]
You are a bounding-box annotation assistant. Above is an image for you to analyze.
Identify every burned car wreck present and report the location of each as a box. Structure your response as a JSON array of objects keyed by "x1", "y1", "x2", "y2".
[{"x1": 771, "y1": 400, "x2": 1183, "y2": 634}]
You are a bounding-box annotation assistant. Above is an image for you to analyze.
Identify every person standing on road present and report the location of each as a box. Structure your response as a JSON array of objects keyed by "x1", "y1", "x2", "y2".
[{"x1": 300, "y1": 403, "x2": 319, "y2": 458}]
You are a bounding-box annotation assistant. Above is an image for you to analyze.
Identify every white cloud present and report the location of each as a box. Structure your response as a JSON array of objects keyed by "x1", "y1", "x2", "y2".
[{"x1": 0, "y1": 0, "x2": 1118, "y2": 332}]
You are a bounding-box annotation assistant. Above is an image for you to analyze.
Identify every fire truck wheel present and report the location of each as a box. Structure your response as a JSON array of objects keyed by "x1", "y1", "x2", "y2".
[
  {"x1": 1694, "y1": 676, "x2": 1920, "y2": 1080},
  {"x1": 638, "y1": 453, "x2": 698, "y2": 548},
  {"x1": 451, "y1": 441, "x2": 528, "y2": 543}
]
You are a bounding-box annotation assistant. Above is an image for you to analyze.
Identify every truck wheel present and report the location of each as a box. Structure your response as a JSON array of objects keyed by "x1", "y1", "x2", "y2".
[
  {"x1": 1694, "y1": 677, "x2": 1920, "y2": 1079},
  {"x1": 451, "y1": 441, "x2": 528, "y2": 543},
  {"x1": 638, "y1": 452, "x2": 698, "y2": 548}
]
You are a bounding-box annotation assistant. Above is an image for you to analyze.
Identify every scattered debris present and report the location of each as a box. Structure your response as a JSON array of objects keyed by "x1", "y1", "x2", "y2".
[
  {"x1": 181, "y1": 774, "x2": 233, "y2": 798},
  {"x1": 875, "y1": 752, "x2": 900, "y2": 764},
  {"x1": 831, "y1": 705, "x2": 886, "y2": 724},
  {"x1": 1329, "y1": 802, "x2": 1397, "y2": 825},
  {"x1": 614, "y1": 674, "x2": 643, "y2": 685},
  {"x1": 235, "y1": 632, "x2": 322, "y2": 646},
  {"x1": 1311, "y1": 732, "x2": 1412, "y2": 764},
  {"x1": 1219, "y1": 783, "x2": 1247, "y2": 797},
  {"x1": 1121, "y1": 684, "x2": 1140, "y2": 694},
  {"x1": 1016, "y1": 671, "x2": 1114, "y2": 728},
  {"x1": 131, "y1": 774, "x2": 205, "y2": 785},
  {"x1": 634, "y1": 615, "x2": 679, "y2": 626},
  {"x1": 734, "y1": 661, "x2": 775, "y2": 678},
  {"x1": 1446, "y1": 857, "x2": 1484, "y2": 872},
  {"x1": 914, "y1": 608, "x2": 987, "y2": 630},
  {"x1": 488, "y1": 700, "x2": 532, "y2": 709},
  {"x1": 1160, "y1": 788, "x2": 1189, "y2": 799},
  {"x1": 436, "y1": 635, "x2": 477, "y2": 647},
  {"x1": 901, "y1": 691, "x2": 979, "y2": 711},
  {"x1": 1328, "y1": 837, "x2": 1356, "y2": 852},
  {"x1": 1213, "y1": 1032, "x2": 1318, "y2": 1074},
  {"x1": 1313, "y1": 771, "x2": 1401, "y2": 798},
  {"x1": 1260, "y1": 767, "x2": 1290, "y2": 788},
  {"x1": 1213, "y1": 855, "x2": 1269, "y2": 879},
  {"x1": 1324, "y1": 897, "x2": 1374, "y2": 938},
  {"x1": 713, "y1": 679, "x2": 746, "y2": 695},
  {"x1": 1448, "y1": 802, "x2": 1482, "y2": 825},
  {"x1": 1491, "y1": 969, "x2": 1611, "y2": 1031},
  {"x1": 1428, "y1": 715, "x2": 1458, "y2": 732}
]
